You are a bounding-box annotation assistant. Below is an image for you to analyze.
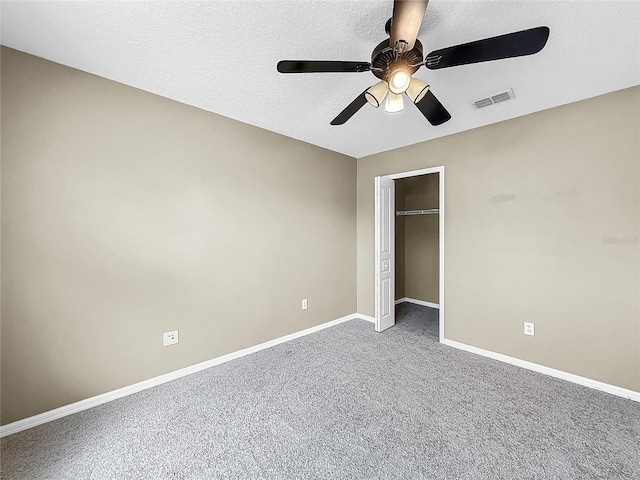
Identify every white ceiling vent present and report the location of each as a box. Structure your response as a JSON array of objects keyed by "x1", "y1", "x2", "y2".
[{"x1": 471, "y1": 89, "x2": 516, "y2": 109}]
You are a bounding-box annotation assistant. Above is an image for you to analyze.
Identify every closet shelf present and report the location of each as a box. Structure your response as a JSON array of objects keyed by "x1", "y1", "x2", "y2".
[{"x1": 396, "y1": 209, "x2": 439, "y2": 216}]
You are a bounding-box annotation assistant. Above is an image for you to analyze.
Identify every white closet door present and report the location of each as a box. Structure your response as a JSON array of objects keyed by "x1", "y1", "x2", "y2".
[{"x1": 375, "y1": 176, "x2": 395, "y2": 332}]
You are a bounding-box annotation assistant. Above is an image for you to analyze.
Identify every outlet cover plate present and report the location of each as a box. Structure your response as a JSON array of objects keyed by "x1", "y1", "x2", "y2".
[
  {"x1": 524, "y1": 322, "x2": 535, "y2": 336},
  {"x1": 163, "y1": 330, "x2": 179, "y2": 346}
]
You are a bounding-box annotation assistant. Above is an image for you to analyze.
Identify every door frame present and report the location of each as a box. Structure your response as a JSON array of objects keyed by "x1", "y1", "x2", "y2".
[{"x1": 374, "y1": 166, "x2": 445, "y2": 342}]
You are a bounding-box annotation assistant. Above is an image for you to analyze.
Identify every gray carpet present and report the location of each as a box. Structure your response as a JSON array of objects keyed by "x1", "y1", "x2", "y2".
[{"x1": 2, "y1": 303, "x2": 639, "y2": 479}]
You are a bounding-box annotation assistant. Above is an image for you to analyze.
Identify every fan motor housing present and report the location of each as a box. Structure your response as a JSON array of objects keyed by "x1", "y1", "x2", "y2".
[{"x1": 371, "y1": 39, "x2": 424, "y2": 81}]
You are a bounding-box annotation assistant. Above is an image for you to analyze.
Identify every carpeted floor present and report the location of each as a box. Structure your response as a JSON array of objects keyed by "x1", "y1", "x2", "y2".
[{"x1": 2, "y1": 303, "x2": 639, "y2": 479}]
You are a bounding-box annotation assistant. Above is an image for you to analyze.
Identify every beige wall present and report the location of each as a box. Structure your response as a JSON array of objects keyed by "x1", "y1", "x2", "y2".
[
  {"x1": 2, "y1": 47, "x2": 638, "y2": 426},
  {"x1": 394, "y1": 181, "x2": 406, "y2": 299},
  {"x1": 0, "y1": 48, "x2": 357, "y2": 425},
  {"x1": 396, "y1": 174, "x2": 439, "y2": 304},
  {"x1": 358, "y1": 87, "x2": 640, "y2": 391}
]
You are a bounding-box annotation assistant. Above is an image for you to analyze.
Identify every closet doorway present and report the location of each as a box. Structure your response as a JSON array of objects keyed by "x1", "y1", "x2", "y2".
[{"x1": 374, "y1": 166, "x2": 444, "y2": 342}]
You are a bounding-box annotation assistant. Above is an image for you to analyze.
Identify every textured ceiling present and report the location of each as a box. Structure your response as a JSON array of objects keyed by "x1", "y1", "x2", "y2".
[{"x1": 1, "y1": 1, "x2": 639, "y2": 158}]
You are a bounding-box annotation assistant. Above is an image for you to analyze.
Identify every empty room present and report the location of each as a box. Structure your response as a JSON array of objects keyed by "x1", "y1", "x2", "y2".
[{"x1": 1, "y1": 1, "x2": 639, "y2": 478}]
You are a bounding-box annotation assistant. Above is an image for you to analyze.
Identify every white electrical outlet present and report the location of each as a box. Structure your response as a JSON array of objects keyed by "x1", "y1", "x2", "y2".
[
  {"x1": 163, "y1": 330, "x2": 179, "y2": 346},
  {"x1": 301, "y1": 298, "x2": 308, "y2": 310},
  {"x1": 524, "y1": 322, "x2": 535, "y2": 336}
]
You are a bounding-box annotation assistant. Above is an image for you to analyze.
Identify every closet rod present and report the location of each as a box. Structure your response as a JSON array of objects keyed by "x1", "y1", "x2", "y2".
[{"x1": 396, "y1": 209, "x2": 439, "y2": 216}]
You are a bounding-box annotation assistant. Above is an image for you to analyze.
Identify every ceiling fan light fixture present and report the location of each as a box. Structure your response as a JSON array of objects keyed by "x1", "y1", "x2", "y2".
[
  {"x1": 385, "y1": 92, "x2": 404, "y2": 113},
  {"x1": 388, "y1": 69, "x2": 411, "y2": 94},
  {"x1": 365, "y1": 81, "x2": 389, "y2": 108},
  {"x1": 406, "y1": 78, "x2": 430, "y2": 103}
]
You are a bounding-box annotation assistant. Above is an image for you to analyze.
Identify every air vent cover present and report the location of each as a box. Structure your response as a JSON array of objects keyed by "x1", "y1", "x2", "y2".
[
  {"x1": 473, "y1": 98, "x2": 493, "y2": 109},
  {"x1": 471, "y1": 89, "x2": 515, "y2": 109}
]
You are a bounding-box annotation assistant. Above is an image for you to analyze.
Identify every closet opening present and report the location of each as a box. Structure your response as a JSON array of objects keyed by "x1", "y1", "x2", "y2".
[{"x1": 374, "y1": 166, "x2": 444, "y2": 342}]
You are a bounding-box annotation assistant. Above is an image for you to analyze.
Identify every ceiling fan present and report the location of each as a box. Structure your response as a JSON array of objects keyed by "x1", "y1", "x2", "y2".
[{"x1": 277, "y1": 0, "x2": 549, "y2": 126}]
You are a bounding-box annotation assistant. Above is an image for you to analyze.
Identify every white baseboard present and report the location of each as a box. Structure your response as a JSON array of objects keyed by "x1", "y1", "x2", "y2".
[
  {"x1": 357, "y1": 314, "x2": 376, "y2": 323},
  {"x1": 0, "y1": 313, "x2": 361, "y2": 438},
  {"x1": 7, "y1": 315, "x2": 634, "y2": 438},
  {"x1": 395, "y1": 297, "x2": 440, "y2": 309},
  {"x1": 442, "y1": 339, "x2": 640, "y2": 403}
]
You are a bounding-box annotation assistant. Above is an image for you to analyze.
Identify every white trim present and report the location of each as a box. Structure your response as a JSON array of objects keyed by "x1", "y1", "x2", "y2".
[
  {"x1": 443, "y1": 339, "x2": 640, "y2": 402},
  {"x1": 377, "y1": 166, "x2": 445, "y2": 342},
  {"x1": 0, "y1": 313, "x2": 361, "y2": 438},
  {"x1": 395, "y1": 297, "x2": 440, "y2": 309},
  {"x1": 358, "y1": 314, "x2": 376, "y2": 323},
  {"x1": 438, "y1": 168, "x2": 445, "y2": 343},
  {"x1": 386, "y1": 167, "x2": 441, "y2": 180}
]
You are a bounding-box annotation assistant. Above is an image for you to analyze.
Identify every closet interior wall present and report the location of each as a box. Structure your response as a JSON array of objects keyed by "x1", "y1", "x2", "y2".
[{"x1": 395, "y1": 174, "x2": 440, "y2": 305}]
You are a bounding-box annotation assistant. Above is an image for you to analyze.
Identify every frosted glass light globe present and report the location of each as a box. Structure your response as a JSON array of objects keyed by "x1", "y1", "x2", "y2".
[{"x1": 388, "y1": 70, "x2": 411, "y2": 94}]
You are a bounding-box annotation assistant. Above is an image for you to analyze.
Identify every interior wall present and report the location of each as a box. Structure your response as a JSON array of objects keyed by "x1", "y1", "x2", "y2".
[
  {"x1": 357, "y1": 86, "x2": 640, "y2": 392},
  {"x1": 396, "y1": 174, "x2": 439, "y2": 304},
  {"x1": 0, "y1": 47, "x2": 357, "y2": 425},
  {"x1": 394, "y1": 181, "x2": 405, "y2": 300}
]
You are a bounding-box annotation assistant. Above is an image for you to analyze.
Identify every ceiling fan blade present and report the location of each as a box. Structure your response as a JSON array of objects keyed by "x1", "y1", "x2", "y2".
[
  {"x1": 425, "y1": 26, "x2": 550, "y2": 70},
  {"x1": 330, "y1": 91, "x2": 368, "y2": 125},
  {"x1": 277, "y1": 61, "x2": 371, "y2": 73},
  {"x1": 390, "y1": 0, "x2": 429, "y2": 51},
  {"x1": 414, "y1": 89, "x2": 451, "y2": 126}
]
